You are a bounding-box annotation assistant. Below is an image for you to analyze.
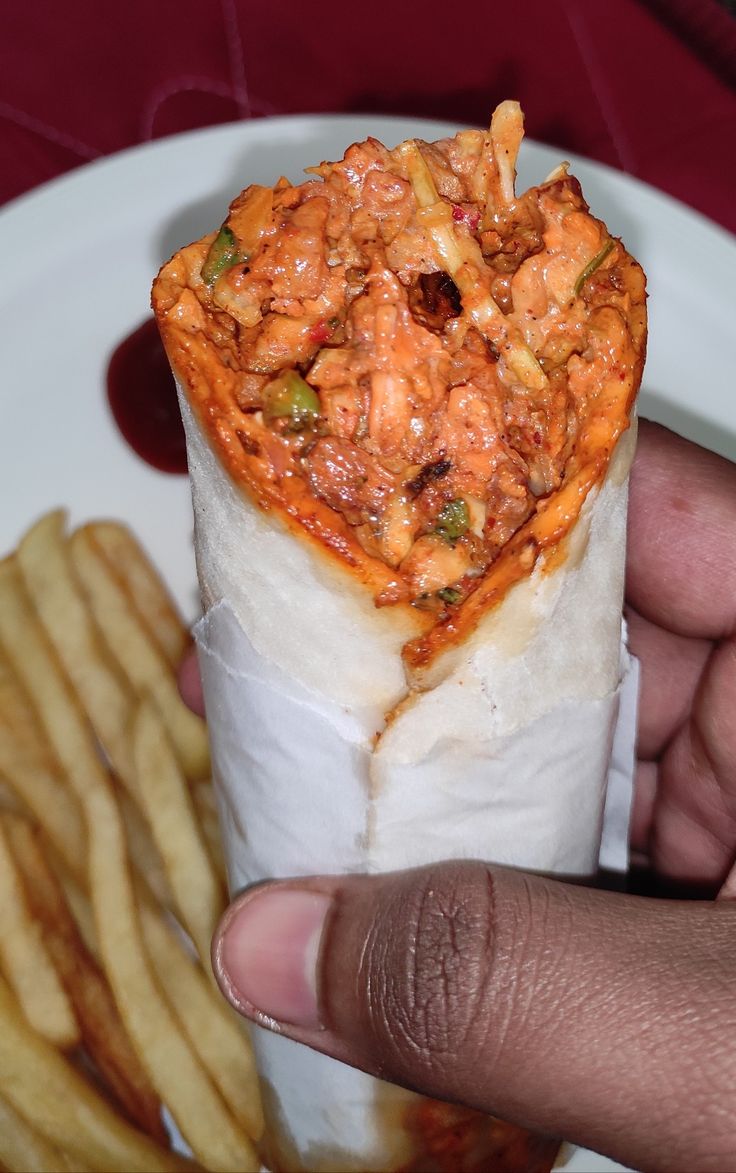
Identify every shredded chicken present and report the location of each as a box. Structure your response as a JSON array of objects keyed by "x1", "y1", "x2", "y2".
[{"x1": 154, "y1": 102, "x2": 646, "y2": 614}]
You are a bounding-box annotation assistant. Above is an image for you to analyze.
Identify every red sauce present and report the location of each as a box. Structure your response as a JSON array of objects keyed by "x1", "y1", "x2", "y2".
[
  {"x1": 308, "y1": 317, "x2": 336, "y2": 345},
  {"x1": 107, "y1": 317, "x2": 187, "y2": 473},
  {"x1": 399, "y1": 1098, "x2": 559, "y2": 1173}
]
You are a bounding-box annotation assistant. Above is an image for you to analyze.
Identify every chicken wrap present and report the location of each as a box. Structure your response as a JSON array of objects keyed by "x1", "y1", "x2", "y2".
[{"x1": 152, "y1": 102, "x2": 647, "y2": 1173}]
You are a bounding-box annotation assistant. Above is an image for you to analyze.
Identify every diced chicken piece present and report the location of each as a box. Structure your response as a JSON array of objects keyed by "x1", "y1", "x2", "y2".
[{"x1": 304, "y1": 436, "x2": 395, "y2": 521}]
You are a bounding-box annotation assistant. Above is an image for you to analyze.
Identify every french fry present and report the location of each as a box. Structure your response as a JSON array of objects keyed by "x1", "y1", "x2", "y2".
[
  {"x1": 0, "y1": 650, "x2": 86, "y2": 882},
  {"x1": 0, "y1": 816, "x2": 79, "y2": 1049},
  {"x1": 0, "y1": 778, "x2": 23, "y2": 814},
  {"x1": 1, "y1": 511, "x2": 266, "y2": 1161},
  {"x1": 192, "y1": 778, "x2": 229, "y2": 887},
  {"x1": 57, "y1": 861, "x2": 264, "y2": 1145},
  {"x1": 0, "y1": 554, "x2": 259, "y2": 1172},
  {"x1": 133, "y1": 701, "x2": 224, "y2": 966},
  {"x1": 53, "y1": 862, "x2": 98, "y2": 957},
  {"x1": 87, "y1": 521, "x2": 190, "y2": 670},
  {"x1": 3, "y1": 813, "x2": 166, "y2": 1145},
  {"x1": 15, "y1": 512, "x2": 138, "y2": 796},
  {"x1": 0, "y1": 649, "x2": 46, "y2": 749},
  {"x1": 69, "y1": 525, "x2": 210, "y2": 781},
  {"x1": 119, "y1": 786, "x2": 173, "y2": 912},
  {"x1": 0, "y1": 975, "x2": 189, "y2": 1173},
  {"x1": 0, "y1": 1093, "x2": 75, "y2": 1173},
  {"x1": 139, "y1": 891, "x2": 264, "y2": 1143},
  {"x1": 0, "y1": 728, "x2": 86, "y2": 884}
]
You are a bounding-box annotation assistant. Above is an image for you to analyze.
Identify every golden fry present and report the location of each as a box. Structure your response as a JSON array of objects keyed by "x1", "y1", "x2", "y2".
[
  {"x1": 139, "y1": 894, "x2": 264, "y2": 1143},
  {"x1": 0, "y1": 1093, "x2": 74, "y2": 1173},
  {"x1": 86, "y1": 521, "x2": 190, "y2": 670},
  {"x1": 15, "y1": 512, "x2": 137, "y2": 796},
  {"x1": 0, "y1": 817, "x2": 79, "y2": 1049},
  {"x1": 0, "y1": 650, "x2": 86, "y2": 882},
  {"x1": 0, "y1": 555, "x2": 258, "y2": 1172},
  {"x1": 118, "y1": 786, "x2": 173, "y2": 912},
  {"x1": 69, "y1": 526, "x2": 209, "y2": 781},
  {"x1": 0, "y1": 974, "x2": 188, "y2": 1172},
  {"x1": 0, "y1": 779, "x2": 23, "y2": 815},
  {"x1": 61, "y1": 855, "x2": 262, "y2": 1143},
  {"x1": 191, "y1": 779, "x2": 229, "y2": 887},
  {"x1": 3, "y1": 814, "x2": 166, "y2": 1145},
  {"x1": 133, "y1": 701, "x2": 224, "y2": 966},
  {"x1": 0, "y1": 729, "x2": 86, "y2": 884},
  {"x1": 53, "y1": 862, "x2": 98, "y2": 956},
  {"x1": 0, "y1": 649, "x2": 47, "y2": 749},
  {"x1": 2, "y1": 511, "x2": 266, "y2": 1159}
]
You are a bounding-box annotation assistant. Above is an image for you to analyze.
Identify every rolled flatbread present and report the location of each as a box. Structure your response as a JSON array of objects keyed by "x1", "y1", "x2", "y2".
[{"x1": 153, "y1": 101, "x2": 646, "y2": 1173}]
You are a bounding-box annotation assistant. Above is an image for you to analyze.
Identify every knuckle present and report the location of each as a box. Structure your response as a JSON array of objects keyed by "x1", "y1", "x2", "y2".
[{"x1": 362, "y1": 862, "x2": 500, "y2": 1080}]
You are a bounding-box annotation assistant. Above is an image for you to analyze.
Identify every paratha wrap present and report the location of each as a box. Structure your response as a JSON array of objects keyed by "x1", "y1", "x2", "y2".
[{"x1": 153, "y1": 102, "x2": 646, "y2": 1173}]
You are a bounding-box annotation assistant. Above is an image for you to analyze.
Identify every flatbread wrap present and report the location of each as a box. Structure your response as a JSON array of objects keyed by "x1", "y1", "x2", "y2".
[{"x1": 152, "y1": 101, "x2": 647, "y2": 1172}]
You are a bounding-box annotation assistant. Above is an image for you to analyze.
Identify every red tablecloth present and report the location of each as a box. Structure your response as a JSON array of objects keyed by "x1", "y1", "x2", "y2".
[{"x1": 2, "y1": 0, "x2": 735, "y2": 233}]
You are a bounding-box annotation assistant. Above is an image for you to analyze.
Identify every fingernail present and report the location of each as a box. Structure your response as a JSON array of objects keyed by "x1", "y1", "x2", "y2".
[{"x1": 214, "y1": 886, "x2": 331, "y2": 1029}]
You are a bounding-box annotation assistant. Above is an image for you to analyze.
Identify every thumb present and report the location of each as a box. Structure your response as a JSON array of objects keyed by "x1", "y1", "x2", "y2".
[{"x1": 213, "y1": 862, "x2": 735, "y2": 1173}]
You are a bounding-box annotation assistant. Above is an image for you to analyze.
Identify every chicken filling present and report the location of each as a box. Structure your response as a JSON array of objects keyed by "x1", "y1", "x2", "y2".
[{"x1": 159, "y1": 103, "x2": 643, "y2": 611}]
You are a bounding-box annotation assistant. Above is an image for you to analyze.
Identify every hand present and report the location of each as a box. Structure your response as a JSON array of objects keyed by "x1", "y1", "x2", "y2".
[
  {"x1": 626, "y1": 422, "x2": 736, "y2": 891},
  {"x1": 181, "y1": 421, "x2": 736, "y2": 1171}
]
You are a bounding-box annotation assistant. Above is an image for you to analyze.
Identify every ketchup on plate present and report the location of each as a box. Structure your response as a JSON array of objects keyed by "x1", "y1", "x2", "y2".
[{"x1": 107, "y1": 317, "x2": 187, "y2": 474}]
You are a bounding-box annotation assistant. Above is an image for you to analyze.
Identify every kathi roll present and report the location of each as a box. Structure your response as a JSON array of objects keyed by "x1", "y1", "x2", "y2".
[{"x1": 152, "y1": 101, "x2": 647, "y2": 1173}]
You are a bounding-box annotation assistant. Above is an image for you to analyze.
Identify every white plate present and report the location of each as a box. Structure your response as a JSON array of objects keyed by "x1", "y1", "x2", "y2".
[{"x1": 2, "y1": 113, "x2": 733, "y2": 1173}]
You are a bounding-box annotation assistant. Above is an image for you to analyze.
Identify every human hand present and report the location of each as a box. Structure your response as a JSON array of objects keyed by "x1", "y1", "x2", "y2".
[
  {"x1": 181, "y1": 421, "x2": 736, "y2": 1171},
  {"x1": 625, "y1": 421, "x2": 736, "y2": 892}
]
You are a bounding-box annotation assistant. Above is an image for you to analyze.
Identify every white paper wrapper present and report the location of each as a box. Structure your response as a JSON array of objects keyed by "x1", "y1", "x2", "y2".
[{"x1": 181, "y1": 386, "x2": 638, "y2": 1171}]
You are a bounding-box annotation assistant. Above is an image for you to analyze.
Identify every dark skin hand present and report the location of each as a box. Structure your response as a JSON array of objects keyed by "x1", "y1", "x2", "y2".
[{"x1": 180, "y1": 421, "x2": 736, "y2": 1172}]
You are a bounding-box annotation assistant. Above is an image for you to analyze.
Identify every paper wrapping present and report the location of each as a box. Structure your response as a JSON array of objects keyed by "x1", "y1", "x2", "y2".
[{"x1": 178, "y1": 382, "x2": 638, "y2": 1172}]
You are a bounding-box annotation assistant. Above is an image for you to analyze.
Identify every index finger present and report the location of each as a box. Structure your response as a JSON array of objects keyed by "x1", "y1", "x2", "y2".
[{"x1": 626, "y1": 420, "x2": 736, "y2": 640}]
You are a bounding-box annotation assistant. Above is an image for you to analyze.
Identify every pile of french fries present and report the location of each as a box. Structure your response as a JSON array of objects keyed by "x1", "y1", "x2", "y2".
[{"x1": 0, "y1": 511, "x2": 263, "y2": 1172}]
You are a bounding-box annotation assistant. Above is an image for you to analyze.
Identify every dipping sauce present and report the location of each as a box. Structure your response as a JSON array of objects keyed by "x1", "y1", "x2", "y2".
[{"x1": 107, "y1": 317, "x2": 187, "y2": 473}]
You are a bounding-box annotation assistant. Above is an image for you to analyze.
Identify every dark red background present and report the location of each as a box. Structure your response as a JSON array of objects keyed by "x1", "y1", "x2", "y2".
[{"x1": 2, "y1": 0, "x2": 735, "y2": 233}]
